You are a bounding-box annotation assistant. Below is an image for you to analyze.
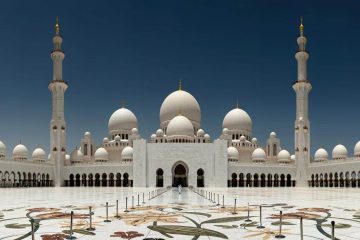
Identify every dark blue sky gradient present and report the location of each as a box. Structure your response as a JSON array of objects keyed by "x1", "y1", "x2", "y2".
[{"x1": 0, "y1": 0, "x2": 360, "y2": 156}]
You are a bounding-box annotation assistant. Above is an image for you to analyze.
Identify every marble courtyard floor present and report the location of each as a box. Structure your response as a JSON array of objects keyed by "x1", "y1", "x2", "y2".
[{"x1": 1, "y1": 187, "x2": 360, "y2": 239}]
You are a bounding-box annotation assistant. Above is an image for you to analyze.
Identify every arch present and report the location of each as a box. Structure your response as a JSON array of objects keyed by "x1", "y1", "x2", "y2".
[
  {"x1": 329, "y1": 173, "x2": 333, "y2": 187},
  {"x1": 81, "y1": 173, "x2": 87, "y2": 186},
  {"x1": 280, "y1": 174, "x2": 285, "y2": 187},
  {"x1": 267, "y1": 174, "x2": 272, "y2": 187},
  {"x1": 311, "y1": 174, "x2": 315, "y2": 187},
  {"x1": 231, "y1": 173, "x2": 237, "y2": 187},
  {"x1": 315, "y1": 174, "x2": 319, "y2": 187},
  {"x1": 260, "y1": 174, "x2": 266, "y2": 187},
  {"x1": 116, "y1": 173, "x2": 121, "y2": 187},
  {"x1": 286, "y1": 174, "x2": 292, "y2": 187},
  {"x1": 88, "y1": 173, "x2": 94, "y2": 187},
  {"x1": 156, "y1": 168, "x2": 164, "y2": 187},
  {"x1": 239, "y1": 173, "x2": 244, "y2": 187},
  {"x1": 351, "y1": 171, "x2": 356, "y2": 188},
  {"x1": 253, "y1": 173, "x2": 259, "y2": 187},
  {"x1": 358, "y1": 171, "x2": 360, "y2": 188},
  {"x1": 345, "y1": 171, "x2": 350, "y2": 187},
  {"x1": 339, "y1": 172, "x2": 344, "y2": 187},
  {"x1": 274, "y1": 174, "x2": 279, "y2": 187},
  {"x1": 334, "y1": 172, "x2": 339, "y2": 187},
  {"x1": 75, "y1": 174, "x2": 81, "y2": 187},
  {"x1": 69, "y1": 174, "x2": 74, "y2": 187},
  {"x1": 102, "y1": 173, "x2": 107, "y2": 187},
  {"x1": 196, "y1": 168, "x2": 204, "y2": 187},
  {"x1": 109, "y1": 173, "x2": 115, "y2": 187},
  {"x1": 123, "y1": 173, "x2": 129, "y2": 187},
  {"x1": 246, "y1": 173, "x2": 252, "y2": 187},
  {"x1": 95, "y1": 173, "x2": 100, "y2": 187},
  {"x1": 320, "y1": 174, "x2": 323, "y2": 187},
  {"x1": 172, "y1": 161, "x2": 189, "y2": 187},
  {"x1": 324, "y1": 173, "x2": 328, "y2": 187}
]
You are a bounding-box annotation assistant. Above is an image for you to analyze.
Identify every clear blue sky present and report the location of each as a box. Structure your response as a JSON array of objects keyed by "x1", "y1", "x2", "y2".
[{"x1": 0, "y1": 0, "x2": 359, "y2": 156}]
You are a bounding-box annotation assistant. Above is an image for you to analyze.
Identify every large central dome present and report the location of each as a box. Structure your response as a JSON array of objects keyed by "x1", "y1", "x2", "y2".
[{"x1": 160, "y1": 89, "x2": 201, "y2": 130}]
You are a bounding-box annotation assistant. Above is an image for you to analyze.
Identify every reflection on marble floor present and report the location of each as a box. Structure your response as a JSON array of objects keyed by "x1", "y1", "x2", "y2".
[{"x1": 1, "y1": 187, "x2": 360, "y2": 239}]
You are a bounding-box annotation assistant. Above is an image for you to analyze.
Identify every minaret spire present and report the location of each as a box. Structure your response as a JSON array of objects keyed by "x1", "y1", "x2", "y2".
[
  {"x1": 293, "y1": 17, "x2": 312, "y2": 187},
  {"x1": 49, "y1": 18, "x2": 68, "y2": 187},
  {"x1": 178, "y1": 79, "x2": 182, "y2": 90}
]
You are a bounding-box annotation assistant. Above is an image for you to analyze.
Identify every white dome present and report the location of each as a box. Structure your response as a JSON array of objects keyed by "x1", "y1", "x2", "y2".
[
  {"x1": 197, "y1": 129, "x2": 205, "y2": 137},
  {"x1": 222, "y1": 128, "x2": 229, "y2": 135},
  {"x1": 94, "y1": 147, "x2": 109, "y2": 161},
  {"x1": 160, "y1": 89, "x2": 201, "y2": 129},
  {"x1": 227, "y1": 146, "x2": 239, "y2": 160},
  {"x1": 65, "y1": 154, "x2": 70, "y2": 161},
  {"x1": 150, "y1": 134, "x2": 156, "y2": 139},
  {"x1": 251, "y1": 138, "x2": 257, "y2": 143},
  {"x1": 222, "y1": 108, "x2": 252, "y2": 134},
  {"x1": 314, "y1": 148, "x2": 328, "y2": 162},
  {"x1": 108, "y1": 107, "x2": 138, "y2": 133},
  {"x1": 32, "y1": 148, "x2": 46, "y2": 160},
  {"x1": 354, "y1": 141, "x2": 360, "y2": 156},
  {"x1": 332, "y1": 144, "x2": 348, "y2": 159},
  {"x1": 131, "y1": 128, "x2": 139, "y2": 135},
  {"x1": 0, "y1": 140, "x2": 6, "y2": 153},
  {"x1": 156, "y1": 129, "x2": 164, "y2": 137},
  {"x1": 204, "y1": 134, "x2": 210, "y2": 140},
  {"x1": 70, "y1": 149, "x2": 83, "y2": 162},
  {"x1": 291, "y1": 154, "x2": 295, "y2": 161},
  {"x1": 240, "y1": 135, "x2": 246, "y2": 141},
  {"x1": 166, "y1": 115, "x2": 194, "y2": 137},
  {"x1": 84, "y1": 131, "x2": 91, "y2": 137},
  {"x1": 252, "y1": 148, "x2": 266, "y2": 161},
  {"x1": 103, "y1": 137, "x2": 109, "y2": 143},
  {"x1": 114, "y1": 135, "x2": 121, "y2": 141},
  {"x1": 270, "y1": 132, "x2": 277, "y2": 138},
  {"x1": 121, "y1": 146, "x2": 133, "y2": 159},
  {"x1": 277, "y1": 150, "x2": 291, "y2": 162},
  {"x1": 13, "y1": 144, "x2": 28, "y2": 159}
]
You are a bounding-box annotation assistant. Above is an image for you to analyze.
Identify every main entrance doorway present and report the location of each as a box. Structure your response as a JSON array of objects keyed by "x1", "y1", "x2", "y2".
[{"x1": 172, "y1": 163, "x2": 188, "y2": 187}]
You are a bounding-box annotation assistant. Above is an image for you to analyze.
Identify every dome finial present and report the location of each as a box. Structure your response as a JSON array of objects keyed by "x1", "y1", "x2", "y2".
[
  {"x1": 236, "y1": 100, "x2": 239, "y2": 109},
  {"x1": 121, "y1": 100, "x2": 125, "y2": 108},
  {"x1": 299, "y1": 16, "x2": 304, "y2": 36},
  {"x1": 178, "y1": 78, "x2": 182, "y2": 90},
  {"x1": 55, "y1": 16, "x2": 60, "y2": 35}
]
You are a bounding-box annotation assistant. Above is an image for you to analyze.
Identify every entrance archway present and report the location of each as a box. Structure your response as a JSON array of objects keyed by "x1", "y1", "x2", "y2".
[
  {"x1": 197, "y1": 168, "x2": 204, "y2": 187},
  {"x1": 172, "y1": 162, "x2": 188, "y2": 187}
]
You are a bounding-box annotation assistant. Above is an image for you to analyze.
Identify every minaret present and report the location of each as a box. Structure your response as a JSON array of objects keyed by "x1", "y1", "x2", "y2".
[
  {"x1": 293, "y1": 18, "x2": 312, "y2": 187},
  {"x1": 49, "y1": 17, "x2": 68, "y2": 187}
]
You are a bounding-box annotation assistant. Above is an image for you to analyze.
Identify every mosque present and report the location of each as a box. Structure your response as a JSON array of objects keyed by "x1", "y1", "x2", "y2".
[{"x1": 1, "y1": 19, "x2": 360, "y2": 189}]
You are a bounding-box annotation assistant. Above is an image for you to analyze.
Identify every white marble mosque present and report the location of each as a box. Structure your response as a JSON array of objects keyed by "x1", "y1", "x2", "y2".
[{"x1": 1, "y1": 19, "x2": 360, "y2": 190}]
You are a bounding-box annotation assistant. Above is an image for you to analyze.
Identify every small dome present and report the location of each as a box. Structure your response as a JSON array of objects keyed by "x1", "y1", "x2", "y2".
[
  {"x1": 251, "y1": 138, "x2": 257, "y2": 143},
  {"x1": 156, "y1": 129, "x2": 164, "y2": 137},
  {"x1": 160, "y1": 89, "x2": 201, "y2": 129},
  {"x1": 131, "y1": 128, "x2": 139, "y2": 135},
  {"x1": 314, "y1": 148, "x2": 328, "y2": 162},
  {"x1": 291, "y1": 154, "x2": 295, "y2": 161},
  {"x1": 227, "y1": 146, "x2": 239, "y2": 160},
  {"x1": 223, "y1": 108, "x2": 252, "y2": 133},
  {"x1": 70, "y1": 149, "x2": 83, "y2": 162},
  {"x1": 354, "y1": 141, "x2": 360, "y2": 157},
  {"x1": 94, "y1": 147, "x2": 109, "y2": 162},
  {"x1": 103, "y1": 137, "x2": 109, "y2": 143},
  {"x1": 167, "y1": 115, "x2": 194, "y2": 137},
  {"x1": 204, "y1": 134, "x2": 210, "y2": 140},
  {"x1": 150, "y1": 134, "x2": 156, "y2": 140},
  {"x1": 84, "y1": 131, "x2": 91, "y2": 137},
  {"x1": 108, "y1": 107, "x2": 138, "y2": 133},
  {"x1": 240, "y1": 135, "x2": 246, "y2": 141},
  {"x1": 65, "y1": 154, "x2": 70, "y2": 161},
  {"x1": 252, "y1": 148, "x2": 266, "y2": 162},
  {"x1": 332, "y1": 144, "x2": 348, "y2": 159},
  {"x1": 197, "y1": 129, "x2": 205, "y2": 137},
  {"x1": 222, "y1": 128, "x2": 229, "y2": 135},
  {"x1": 114, "y1": 135, "x2": 121, "y2": 141},
  {"x1": 121, "y1": 146, "x2": 133, "y2": 159},
  {"x1": 270, "y1": 132, "x2": 277, "y2": 138},
  {"x1": 32, "y1": 147, "x2": 46, "y2": 160},
  {"x1": 277, "y1": 150, "x2": 291, "y2": 163},
  {"x1": 13, "y1": 144, "x2": 28, "y2": 160},
  {"x1": 48, "y1": 153, "x2": 51, "y2": 161}
]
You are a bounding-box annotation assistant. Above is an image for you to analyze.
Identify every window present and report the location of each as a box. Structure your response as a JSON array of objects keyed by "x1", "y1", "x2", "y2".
[
  {"x1": 273, "y1": 144, "x2": 277, "y2": 156},
  {"x1": 84, "y1": 144, "x2": 88, "y2": 155}
]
